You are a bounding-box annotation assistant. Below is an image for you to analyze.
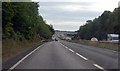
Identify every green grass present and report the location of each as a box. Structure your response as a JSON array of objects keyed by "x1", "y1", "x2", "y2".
[
  {"x1": 68, "y1": 40, "x2": 119, "y2": 51},
  {"x1": 2, "y1": 36, "x2": 43, "y2": 63}
]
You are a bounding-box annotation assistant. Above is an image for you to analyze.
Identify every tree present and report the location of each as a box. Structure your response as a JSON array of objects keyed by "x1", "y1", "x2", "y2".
[
  {"x1": 2, "y1": 2, "x2": 54, "y2": 40},
  {"x1": 78, "y1": 8, "x2": 119, "y2": 40}
]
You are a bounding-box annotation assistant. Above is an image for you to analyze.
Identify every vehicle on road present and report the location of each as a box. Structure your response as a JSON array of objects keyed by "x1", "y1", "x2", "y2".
[
  {"x1": 107, "y1": 34, "x2": 119, "y2": 43},
  {"x1": 55, "y1": 38, "x2": 58, "y2": 41}
]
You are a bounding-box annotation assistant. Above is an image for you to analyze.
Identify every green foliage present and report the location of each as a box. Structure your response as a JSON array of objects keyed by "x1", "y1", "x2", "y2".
[
  {"x1": 2, "y1": 2, "x2": 54, "y2": 40},
  {"x1": 49, "y1": 24, "x2": 55, "y2": 35},
  {"x1": 78, "y1": 8, "x2": 119, "y2": 40}
]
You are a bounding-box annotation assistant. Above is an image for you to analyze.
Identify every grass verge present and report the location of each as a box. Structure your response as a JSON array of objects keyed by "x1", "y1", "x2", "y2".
[
  {"x1": 2, "y1": 37, "x2": 43, "y2": 63},
  {"x1": 67, "y1": 40, "x2": 119, "y2": 51}
]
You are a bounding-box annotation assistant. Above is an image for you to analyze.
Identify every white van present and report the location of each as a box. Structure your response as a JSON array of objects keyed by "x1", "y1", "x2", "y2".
[{"x1": 107, "y1": 34, "x2": 119, "y2": 43}]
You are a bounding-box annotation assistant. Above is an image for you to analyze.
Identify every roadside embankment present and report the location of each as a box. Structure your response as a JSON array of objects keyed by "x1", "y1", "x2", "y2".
[
  {"x1": 67, "y1": 40, "x2": 119, "y2": 51},
  {"x1": 2, "y1": 36, "x2": 47, "y2": 69},
  {"x1": 3, "y1": 37, "x2": 43, "y2": 63}
]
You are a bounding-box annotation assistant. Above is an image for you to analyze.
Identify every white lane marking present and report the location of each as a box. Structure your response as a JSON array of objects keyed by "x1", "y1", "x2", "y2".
[
  {"x1": 94, "y1": 64, "x2": 105, "y2": 70},
  {"x1": 113, "y1": 51, "x2": 117, "y2": 52},
  {"x1": 65, "y1": 46, "x2": 68, "y2": 49},
  {"x1": 59, "y1": 42, "x2": 88, "y2": 61},
  {"x1": 59, "y1": 43, "x2": 69, "y2": 50},
  {"x1": 59, "y1": 43, "x2": 69, "y2": 49},
  {"x1": 60, "y1": 43, "x2": 65, "y2": 47},
  {"x1": 76, "y1": 53, "x2": 88, "y2": 60},
  {"x1": 9, "y1": 44, "x2": 44, "y2": 70},
  {"x1": 68, "y1": 48, "x2": 74, "y2": 52},
  {"x1": 60, "y1": 42, "x2": 74, "y2": 52},
  {"x1": 59, "y1": 42, "x2": 105, "y2": 70}
]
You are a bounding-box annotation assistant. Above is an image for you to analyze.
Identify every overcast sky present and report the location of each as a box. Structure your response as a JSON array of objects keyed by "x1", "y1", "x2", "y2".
[{"x1": 32, "y1": 0, "x2": 119, "y2": 31}]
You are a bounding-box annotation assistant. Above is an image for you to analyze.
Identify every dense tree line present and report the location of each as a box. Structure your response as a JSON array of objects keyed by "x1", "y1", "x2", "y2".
[
  {"x1": 2, "y1": 2, "x2": 54, "y2": 40},
  {"x1": 78, "y1": 7, "x2": 120, "y2": 40}
]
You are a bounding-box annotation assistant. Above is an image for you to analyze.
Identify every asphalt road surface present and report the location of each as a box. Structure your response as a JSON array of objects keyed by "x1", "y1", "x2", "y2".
[{"x1": 12, "y1": 40, "x2": 118, "y2": 69}]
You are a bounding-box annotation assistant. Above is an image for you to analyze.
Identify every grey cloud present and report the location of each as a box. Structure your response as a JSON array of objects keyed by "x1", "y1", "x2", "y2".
[
  {"x1": 39, "y1": 6, "x2": 101, "y2": 21},
  {"x1": 38, "y1": 2, "x2": 93, "y2": 6},
  {"x1": 38, "y1": 2, "x2": 102, "y2": 31}
]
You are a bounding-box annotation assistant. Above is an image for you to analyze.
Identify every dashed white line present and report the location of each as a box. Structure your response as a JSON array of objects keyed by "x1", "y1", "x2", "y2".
[
  {"x1": 113, "y1": 51, "x2": 117, "y2": 52},
  {"x1": 60, "y1": 43, "x2": 65, "y2": 47},
  {"x1": 59, "y1": 42, "x2": 106, "y2": 70},
  {"x1": 65, "y1": 46, "x2": 68, "y2": 49},
  {"x1": 9, "y1": 44, "x2": 44, "y2": 70},
  {"x1": 59, "y1": 42, "x2": 88, "y2": 61},
  {"x1": 94, "y1": 64, "x2": 105, "y2": 70},
  {"x1": 60, "y1": 43, "x2": 69, "y2": 50},
  {"x1": 68, "y1": 49, "x2": 74, "y2": 52},
  {"x1": 76, "y1": 53, "x2": 88, "y2": 60}
]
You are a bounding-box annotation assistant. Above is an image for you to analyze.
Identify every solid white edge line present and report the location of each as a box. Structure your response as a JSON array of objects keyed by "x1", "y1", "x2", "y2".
[
  {"x1": 76, "y1": 53, "x2": 88, "y2": 60},
  {"x1": 94, "y1": 64, "x2": 104, "y2": 70},
  {"x1": 9, "y1": 44, "x2": 43, "y2": 70}
]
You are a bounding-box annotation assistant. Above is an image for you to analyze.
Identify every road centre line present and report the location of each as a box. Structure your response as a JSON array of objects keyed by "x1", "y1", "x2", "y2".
[
  {"x1": 60, "y1": 43, "x2": 65, "y2": 47},
  {"x1": 59, "y1": 42, "x2": 106, "y2": 70},
  {"x1": 68, "y1": 48, "x2": 74, "y2": 52},
  {"x1": 93, "y1": 64, "x2": 105, "y2": 71},
  {"x1": 9, "y1": 43, "x2": 44, "y2": 70},
  {"x1": 75, "y1": 53, "x2": 88, "y2": 60},
  {"x1": 59, "y1": 43, "x2": 69, "y2": 49},
  {"x1": 59, "y1": 42, "x2": 88, "y2": 61},
  {"x1": 65, "y1": 46, "x2": 68, "y2": 49},
  {"x1": 10, "y1": 41, "x2": 106, "y2": 70}
]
